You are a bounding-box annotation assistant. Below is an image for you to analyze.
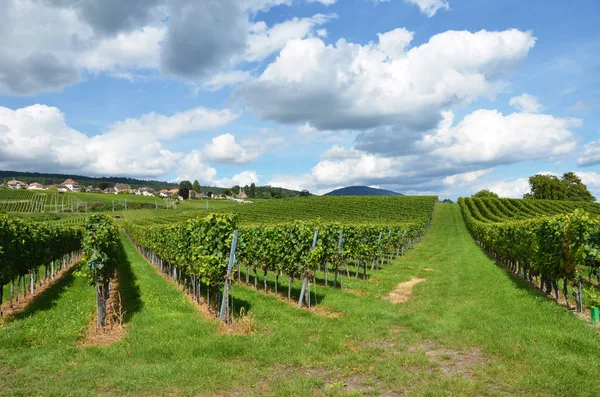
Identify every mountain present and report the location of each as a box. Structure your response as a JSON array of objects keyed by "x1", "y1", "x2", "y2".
[{"x1": 324, "y1": 186, "x2": 404, "y2": 196}]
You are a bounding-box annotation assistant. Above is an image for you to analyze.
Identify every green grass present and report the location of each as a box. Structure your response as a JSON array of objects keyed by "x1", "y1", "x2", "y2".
[{"x1": 2, "y1": 204, "x2": 600, "y2": 396}]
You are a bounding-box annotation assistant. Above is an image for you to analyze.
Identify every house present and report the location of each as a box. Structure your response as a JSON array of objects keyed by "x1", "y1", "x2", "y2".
[
  {"x1": 114, "y1": 183, "x2": 131, "y2": 193},
  {"x1": 193, "y1": 191, "x2": 206, "y2": 199},
  {"x1": 7, "y1": 179, "x2": 27, "y2": 189},
  {"x1": 62, "y1": 179, "x2": 80, "y2": 192},
  {"x1": 103, "y1": 187, "x2": 117, "y2": 194},
  {"x1": 236, "y1": 187, "x2": 248, "y2": 199},
  {"x1": 134, "y1": 187, "x2": 156, "y2": 197},
  {"x1": 159, "y1": 189, "x2": 170, "y2": 198},
  {"x1": 28, "y1": 182, "x2": 45, "y2": 190},
  {"x1": 169, "y1": 188, "x2": 179, "y2": 196},
  {"x1": 56, "y1": 185, "x2": 69, "y2": 193}
]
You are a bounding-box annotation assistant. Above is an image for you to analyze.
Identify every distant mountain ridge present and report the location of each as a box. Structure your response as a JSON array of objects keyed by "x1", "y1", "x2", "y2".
[{"x1": 324, "y1": 186, "x2": 404, "y2": 196}]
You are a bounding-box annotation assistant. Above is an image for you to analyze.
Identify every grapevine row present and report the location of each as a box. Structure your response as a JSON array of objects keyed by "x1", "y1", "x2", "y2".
[
  {"x1": 459, "y1": 198, "x2": 600, "y2": 311},
  {"x1": 0, "y1": 216, "x2": 82, "y2": 316}
]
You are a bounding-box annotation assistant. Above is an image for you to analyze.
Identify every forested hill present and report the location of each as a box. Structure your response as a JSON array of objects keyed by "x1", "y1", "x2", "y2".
[
  {"x1": 0, "y1": 170, "x2": 309, "y2": 197},
  {"x1": 324, "y1": 186, "x2": 404, "y2": 196},
  {"x1": 0, "y1": 170, "x2": 179, "y2": 190}
]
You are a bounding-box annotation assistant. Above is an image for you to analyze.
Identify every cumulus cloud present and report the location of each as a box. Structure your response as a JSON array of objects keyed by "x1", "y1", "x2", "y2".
[
  {"x1": 0, "y1": 104, "x2": 238, "y2": 178},
  {"x1": 443, "y1": 169, "x2": 493, "y2": 186},
  {"x1": 0, "y1": 0, "x2": 335, "y2": 95},
  {"x1": 205, "y1": 70, "x2": 252, "y2": 91},
  {"x1": 577, "y1": 139, "x2": 600, "y2": 167},
  {"x1": 202, "y1": 134, "x2": 261, "y2": 165},
  {"x1": 404, "y1": 0, "x2": 449, "y2": 17},
  {"x1": 264, "y1": 104, "x2": 580, "y2": 195},
  {"x1": 214, "y1": 170, "x2": 260, "y2": 187},
  {"x1": 246, "y1": 14, "x2": 335, "y2": 62},
  {"x1": 418, "y1": 110, "x2": 580, "y2": 166},
  {"x1": 160, "y1": 0, "x2": 248, "y2": 80},
  {"x1": 509, "y1": 93, "x2": 544, "y2": 113},
  {"x1": 237, "y1": 28, "x2": 536, "y2": 130}
]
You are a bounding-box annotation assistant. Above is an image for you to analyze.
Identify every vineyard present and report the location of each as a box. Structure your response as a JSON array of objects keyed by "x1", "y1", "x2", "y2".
[
  {"x1": 459, "y1": 197, "x2": 600, "y2": 313},
  {"x1": 5, "y1": 198, "x2": 600, "y2": 395},
  {"x1": 124, "y1": 197, "x2": 436, "y2": 318},
  {"x1": 461, "y1": 197, "x2": 600, "y2": 222}
]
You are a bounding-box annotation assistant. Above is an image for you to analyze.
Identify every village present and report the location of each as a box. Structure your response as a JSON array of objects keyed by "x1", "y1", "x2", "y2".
[{"x1": 2, "y1": 178, "x2": 253, "y2": 203}]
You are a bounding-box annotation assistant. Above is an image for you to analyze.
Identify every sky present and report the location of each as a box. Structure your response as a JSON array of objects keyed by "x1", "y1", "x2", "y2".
[{"x1": 0, "y1": 0, "x2": 599, "y2": 199}]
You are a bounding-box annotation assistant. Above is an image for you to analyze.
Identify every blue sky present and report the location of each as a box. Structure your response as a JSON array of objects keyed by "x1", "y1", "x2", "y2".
[{"x1": 0, "y1": 0, "x2": 599, "y2": 198}]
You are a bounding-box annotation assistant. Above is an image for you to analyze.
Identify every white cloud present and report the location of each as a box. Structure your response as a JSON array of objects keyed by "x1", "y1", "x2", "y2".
[
  {"x1": 78, "y1": 26, "x2": 164, "y2": 73},
  {"x1": 0, "y1": 104, "x2": 238, "y2": 178},
  {"x1": 577, "y1": 139, "x2": 600, "y2": 167},
  {"x1": 509, "y1": 93, "x2": 544, "y2": 113},
  {"x1": 404, "y1": 0, "x2": 450, "y2": 17},
  {"x1": 420, "y1": 109, "x2": 580, "y2": 166},
  {"x1": 476, "y1": 178, "x2": 530, "y2": 198},
  {"x1": 214, "y1": 171, "x2": 260, "y2": 187},
  {"x1": 238, "y1": 28, "x2": 536, "y2": 130},
  {"x1": 205, "y1": 70, "x2": 252, "y2": 91},
  {"x1": 443, "y1": 169, "x2": 493, "y2": 186},
  {"x1": 202, "y1": 134, "x2": 260, "y2": 165},
  {"x1": 175, "y1": 151, "x2": 218, "y2": 183},
  {"x1": 246, "y1": 14, "x2": 335, "y2": 62},
  {"x1": 262, "y1": 104, "x2": 581, "y2": 194},
  {"x1": 576, "y1": 171, "x2": 600, "y2": 199},
  {"x1": 107, "y1": 107, "x2": 240, "y2": 140}
]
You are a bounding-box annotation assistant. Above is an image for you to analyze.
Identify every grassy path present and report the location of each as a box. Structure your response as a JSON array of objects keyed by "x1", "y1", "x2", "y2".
[{"x1": 1, "y1": 204, "x2": 600, "y2": 396}]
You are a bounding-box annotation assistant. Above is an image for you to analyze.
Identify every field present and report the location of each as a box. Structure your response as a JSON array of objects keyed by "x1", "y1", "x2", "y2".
[{"x1": 2, "y1": 197, "x2": 600, "y2": 396}]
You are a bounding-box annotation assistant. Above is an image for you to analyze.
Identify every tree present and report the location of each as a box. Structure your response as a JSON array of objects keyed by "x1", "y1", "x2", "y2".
[
  {"x1": 223, "y1": 189, "x2": 231, "y2": 197},
  {"x1": 179, "y1": 180, "x2": 193, "y2": 191},
  {"x1": 526, "y1": 174, "x2": 566, "y2": 200},
  {"x1": 232, "y1": 185, "x2": 240, "y2": 196},
  {"x1": 562, "y1": 172, "x2": 595, "y2": 202},
  {"x1": 192, "y1": 180, "x2": 200, "y2": 192},
  {"x1": 98, "y1": 182, "x2": 110, "y2": 191},
  {"x1": 472, "y1": 189, "x2": 499, "y2": 199},
  {"x1": 525, "y1": 172, "x2": 595, "y2": 202},
  {"x1": 249, "y1": 183, "x2": 256, "y2": 198},
  {"x1": 299, "y1": 190, "x2": 310, "y2": 197}
]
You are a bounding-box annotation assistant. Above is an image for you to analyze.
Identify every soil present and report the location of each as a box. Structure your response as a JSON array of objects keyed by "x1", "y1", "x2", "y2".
[
  {"x1": 386, "y1": 278, "x2": 426, "y2": 304},
  {"x1": 81, "y1": 271, "x2": 126, "y2": 346}
]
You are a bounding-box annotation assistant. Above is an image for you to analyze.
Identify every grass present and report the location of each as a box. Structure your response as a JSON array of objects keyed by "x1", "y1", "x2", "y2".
[{"x1": 1, "y1": 204, "x2": 600, "y2": 396}]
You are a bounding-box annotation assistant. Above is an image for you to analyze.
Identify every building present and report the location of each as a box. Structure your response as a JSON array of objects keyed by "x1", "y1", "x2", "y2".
[
  {"x1": 159, "y1": 189, "x2": 170, "y2": 198},
  {"x1": 62, "y1": 179, "x2": 80, "y2": 192},
  {"x1": 7, "y1": 179, "x2": 27, "y2": 189},
  {"x1": 56, "y1": 185, "x2": 69, "y2": 193},
  {"x1": 114, "y1": 183, "x2": 131, "y2": 193},
  {"x1": 237, "y1": 187, "x2": 248, "y2": 199},
  {"x1": 28, "y1": 182, "x2": 45, "y2": 190},
  {"x1": 169, "y1": 188, "x2": 179, "y2": 197},
  {"x1": 134, "y1": 187, "x2": 156, "y2": 196}
]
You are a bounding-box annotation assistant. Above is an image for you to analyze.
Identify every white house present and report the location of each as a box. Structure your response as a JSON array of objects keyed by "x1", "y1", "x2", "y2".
[
  {"x1": 62, "y1": 179, "x2": 80, "y2": 192},
  {"x1": 28, "y1": 182, "x2": 45, "y2": 190},
  {"x1": 114, "y1": 183, "x2": 131, "y2": 194},
  {"x1": 7, "y1": 179, "x2": 27, "y2": 189}
]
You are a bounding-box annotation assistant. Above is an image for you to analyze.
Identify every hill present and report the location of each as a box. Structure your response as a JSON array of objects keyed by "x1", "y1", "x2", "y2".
[
  {"x1": 0, "y1": 170, "x2": 309, "y2": 198},
  {"x1": 324, "y1": 186, "x2": 404, "y2": 196}
]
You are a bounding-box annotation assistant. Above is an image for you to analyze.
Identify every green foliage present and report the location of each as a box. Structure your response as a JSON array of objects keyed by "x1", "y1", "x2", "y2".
[
  {"x1": 80, "y1": 215, "x2": 120, "y2": 285},
  {"x1": 458, "y1": 198, "x2": 600, "y2": 289},
  {"x1": 526, "y1": 172, "x2": 595, "y2": 202},
  {"x1": 192, "y1": 180, "x2": 201, "y2": 193},
  {"x1": 473, "y1": 189, "x2": 499, "y2": 199},
  {"x1": 0, "y1": 215, "x2": 82, "y2": 285},
  {"x1": 126, "y1": 213, "x2": 237, "y2": 287}
]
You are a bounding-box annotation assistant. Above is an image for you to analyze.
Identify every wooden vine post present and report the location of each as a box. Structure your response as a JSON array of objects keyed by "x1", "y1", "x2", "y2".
[
  {"x1": 220, "y1": 230, "x2": 238, "y2": 323},
  {"x1": 298, "y1": 230, "x2": 318, "y2": 310}
]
